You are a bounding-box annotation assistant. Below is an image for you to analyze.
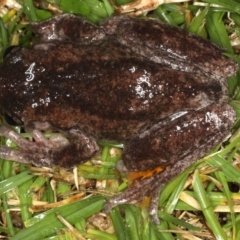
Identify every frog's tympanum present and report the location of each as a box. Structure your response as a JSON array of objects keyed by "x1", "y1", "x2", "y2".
[{"x1": 0, "y1": 14, "x2": 238, "y2": 223}]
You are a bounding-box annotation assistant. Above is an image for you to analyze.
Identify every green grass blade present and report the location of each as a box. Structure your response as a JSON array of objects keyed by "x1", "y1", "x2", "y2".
[
  {"x1": 0, "y1": 170, "x2": 33, "y2": 195},
  {"x1": 12, "y1": 195, "x2": 105, "y2": 240},
  {"x1": 110, "y1": 206, "x2": 130, "y2": 240},
  {"x1": 206, "y1": 11, "x2": 234, "y2": 52},
  {"x1": 192, "y1": 170, "x2": 228, "y2": 240}
]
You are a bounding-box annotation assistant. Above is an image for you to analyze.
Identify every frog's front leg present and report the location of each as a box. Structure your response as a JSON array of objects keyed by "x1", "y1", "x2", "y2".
[
  {"x1": 0, "y1": 122, "x2": 99, "y2": 168},
  {"x1": 104, "y1": 103, "x2": 236, "y2": 223}
]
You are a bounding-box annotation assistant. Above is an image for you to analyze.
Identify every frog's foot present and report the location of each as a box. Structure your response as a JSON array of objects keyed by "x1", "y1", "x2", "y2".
[
  {"x1": 103, "y1": 173, "x2": 162, "y2": 223},
  {"x1": 0, "y1": 124, "x2": 99, "y2": 168},
  {"x1": 117, "y1": 0, "x2": 189, "y2": 15},
  {"x1": 103, "y1": 153, "x2": 199, "y2": 224}
]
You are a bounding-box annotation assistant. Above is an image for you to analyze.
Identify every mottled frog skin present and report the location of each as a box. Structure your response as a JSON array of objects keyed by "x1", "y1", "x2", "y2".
[{"x1": 0, "y1": 14, "x2": 237, "y2": 223}]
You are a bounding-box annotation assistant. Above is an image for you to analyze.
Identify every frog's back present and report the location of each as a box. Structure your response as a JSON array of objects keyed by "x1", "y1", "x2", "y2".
[{"x1": 0, "y1": 39, "x2": 229, "y2": 140}]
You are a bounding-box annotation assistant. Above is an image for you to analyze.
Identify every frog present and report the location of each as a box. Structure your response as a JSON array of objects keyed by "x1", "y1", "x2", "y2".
[{"x1": 0, "y1": 14, "x2": 238, "y2": 223}]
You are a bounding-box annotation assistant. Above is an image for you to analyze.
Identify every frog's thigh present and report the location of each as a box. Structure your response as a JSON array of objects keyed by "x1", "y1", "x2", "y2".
[
  {"x1": 123, "y1": 103, "x2": 236, "y2": 171},
  {"x1": 105, "y1": 104, "x2": 235, "y2": 223},
  {"x1": 51, "y1": 127, "x2": 99, "y2": 167}
]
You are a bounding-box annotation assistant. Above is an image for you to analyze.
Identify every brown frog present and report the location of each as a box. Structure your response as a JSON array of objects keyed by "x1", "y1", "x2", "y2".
[{"x1": 0, "y1": 14, "x2": 237, "y2": 223}]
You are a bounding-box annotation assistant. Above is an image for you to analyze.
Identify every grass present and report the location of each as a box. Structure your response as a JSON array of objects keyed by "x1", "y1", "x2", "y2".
[{"x1": 0, "y1": 0, "x2": 240, "y2": 239}]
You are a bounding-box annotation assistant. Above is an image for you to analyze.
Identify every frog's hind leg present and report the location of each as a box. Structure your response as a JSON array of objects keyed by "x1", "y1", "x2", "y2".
[
  {"x1": 103, "y1": 157, "x2": 198, "y2": 224},
  {"x1": 104, "y1": 103, "x2": 236, "y2": 224}
]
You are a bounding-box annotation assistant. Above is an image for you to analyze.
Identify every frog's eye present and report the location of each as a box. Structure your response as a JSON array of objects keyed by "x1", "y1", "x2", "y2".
[
  {"x1": 3, "y1": 46, "x2": 21, "y2": 59},
  {"x1": 4, "y1": 113, "x2": 22, "y2": 126}
]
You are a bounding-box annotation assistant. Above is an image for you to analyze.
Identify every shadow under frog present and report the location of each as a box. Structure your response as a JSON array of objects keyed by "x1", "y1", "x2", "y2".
[{"x1": 0, "y1": 14, "x2": 238, "y2": 223}]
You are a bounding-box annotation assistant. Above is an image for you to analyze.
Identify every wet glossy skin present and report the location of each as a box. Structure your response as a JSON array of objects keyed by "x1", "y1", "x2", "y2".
[{"x1": 0, "y1": 14, "x2": 237, "y2": 223}]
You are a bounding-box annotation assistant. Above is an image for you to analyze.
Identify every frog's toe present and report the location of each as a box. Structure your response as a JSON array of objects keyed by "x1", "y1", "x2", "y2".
[
  {"x1": 0, "y1": 124, "x2": 56, "y2": 166},
  {"x1": 0, "y1": 124, "x2": 99, "y2": 168},
  {"x1": 0, "y1": 145, "x2": 53, "y2": 166}
]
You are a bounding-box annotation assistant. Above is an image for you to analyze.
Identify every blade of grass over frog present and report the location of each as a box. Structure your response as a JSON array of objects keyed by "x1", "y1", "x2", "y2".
[
  {"x1": 12, "y1": 195, "x2": 105, "y2": 240},
  {"x1": 110, "y1": 206, "x2": 130, "y2": 240},
  {"x1": 192, "y1": 170, "x2": 228, "y2": 240},
  {"x1": 203, "y1": 0, "x2": 240, "y2": 14},
  {"x1": 187, "y1": 6, "x2": 209, "y2": 35},
  {"x1": 2, "y1": 194, "x2": 15, "y2": 236},
  {"x1": 207, "y1": 155, "x2": 240, "y2": 183},
  {"x1": 163, "y1": 172, "x2": 188, "y2": 214},
  {"x1": 86, "y1": 228, "x2": 117, "y2": 240},
  {"x1": 206, "y1": 11, "x2": 233, "y2": 53},
  {"x1": 23, "y1": 0, "x2": 38, "y2": 21},
  {"x1": 0, "y1": 170, "x2": 33, "y2": 195},
  {"x1": 155, "y1": 5, "x2": 178, "y2": 26},
  {"x1": 18, "y1": 165, "x2": 34, "y2": 222},
  {"x1": 215, "y1": 171, "x2": 236, "y2": 237}
]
